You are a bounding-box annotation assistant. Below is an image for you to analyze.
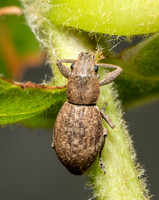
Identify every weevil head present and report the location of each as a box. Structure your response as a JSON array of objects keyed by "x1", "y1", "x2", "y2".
[
  {"x1": 70, "y1": 52, "x2": 99, "y2": 76},
  {"x1": 67, "y1": 52, "x2": 100, "y2": 104}
]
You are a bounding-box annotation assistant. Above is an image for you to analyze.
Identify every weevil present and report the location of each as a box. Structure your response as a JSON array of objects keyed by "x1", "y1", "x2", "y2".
[{"x1": 52, "y1": 52, "x2": 122, "y2": 175}]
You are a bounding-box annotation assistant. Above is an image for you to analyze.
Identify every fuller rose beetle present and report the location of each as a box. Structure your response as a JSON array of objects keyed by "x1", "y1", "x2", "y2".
[{"x1": 52, "y1": 52, "x2": 122, "y2": 175}]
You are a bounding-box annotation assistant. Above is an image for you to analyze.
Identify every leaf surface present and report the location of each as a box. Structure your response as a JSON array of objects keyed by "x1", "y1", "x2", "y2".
[
  {"x1": 47, "y1": 0, "x2": 159, "y2": 35},
  {"x1": 112, "y1": 34, "x2": 159, "y2": 107},
  {"x1": 0, "y1": 78, "x2": 66, "y2": 125}
]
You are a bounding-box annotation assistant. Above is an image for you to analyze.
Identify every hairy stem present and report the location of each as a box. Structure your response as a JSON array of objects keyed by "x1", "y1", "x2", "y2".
[
  {"x1": 87, "y1": 79, "x2": 149, "y2": 199},
  {"x1": 21, "y1": 0, "x2": 150, "y2": 199}
]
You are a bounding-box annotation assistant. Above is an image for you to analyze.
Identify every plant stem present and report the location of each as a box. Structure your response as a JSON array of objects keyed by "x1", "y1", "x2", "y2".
[{"x1": 87, "y1": 80, "x2": 149, "y2": 199}]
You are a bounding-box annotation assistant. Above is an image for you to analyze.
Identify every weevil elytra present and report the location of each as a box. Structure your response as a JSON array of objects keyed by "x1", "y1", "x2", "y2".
[{"x1": 52, "y1": 52, "x2": 122, "y2": 175}]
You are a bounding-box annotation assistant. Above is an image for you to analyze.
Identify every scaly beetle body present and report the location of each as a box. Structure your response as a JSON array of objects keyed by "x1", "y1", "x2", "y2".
[{"x1": 52, "y1": 52, "x2": 122, "y2": 175}]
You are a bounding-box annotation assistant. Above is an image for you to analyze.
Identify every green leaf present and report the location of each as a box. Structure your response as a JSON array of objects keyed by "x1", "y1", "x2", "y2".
[
  {"x1": 95, "y1": 34, "x2": 159, "y2": 108},
  {"x1": 0, "y1": 77, "x2": 66, "y2": 125},
  {"x1": 114, "y1": 34, "x2": 159, "y2": 107},
  {"x1": 47, "y1": 0, "x2": 159, "y2": 35},
  {"x1": 22, "y1": 103, "x2": 64, "y2": 129}
]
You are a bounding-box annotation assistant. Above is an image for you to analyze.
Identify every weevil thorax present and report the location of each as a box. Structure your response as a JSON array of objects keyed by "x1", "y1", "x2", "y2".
[{"x1": 67, "y1": 52, "x2": 100, "y2": 104}]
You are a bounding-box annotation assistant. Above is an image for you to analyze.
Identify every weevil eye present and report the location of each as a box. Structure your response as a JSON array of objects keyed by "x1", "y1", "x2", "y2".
[
  {"x1": 70, "y1": 63, "x2": 74, "y2": 70},
  {"x1": 94, "y1": 65, "x2": 98, "y2": 73}
]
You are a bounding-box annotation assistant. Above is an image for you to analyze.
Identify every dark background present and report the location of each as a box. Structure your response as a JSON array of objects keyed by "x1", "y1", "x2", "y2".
[{"x1": 0, "y1": 40, "x2": 159, "y2": 200}]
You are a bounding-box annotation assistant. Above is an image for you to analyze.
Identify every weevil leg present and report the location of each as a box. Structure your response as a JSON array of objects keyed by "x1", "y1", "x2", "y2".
[
  {"x1": 100, "y1": 108, "x2": 115, "y2": 129},
  {"x1": 51, "y1": 131, "x2": 55, "y2": 149},
  {"x1": 60, "y1": 59, "x2": 77, "y2": 64},
  {"x1": 56, "y1": 59, "x2": 77, "y2": 78},
  {"x1": 51, "y1": 142, "x2": 54, "y2": 149},
  {"x1": 96, "y1": 63, "x2": 122, "y2": 86},
  {"x1": 99, "y1": 128, "x2": 107, "y2": 174},
  {"x1": 56, "y1": 60, "x2": 71, "y2": 79},
  {"x1": 101, "y1": 102, "x2": 108, "y2": 111}
]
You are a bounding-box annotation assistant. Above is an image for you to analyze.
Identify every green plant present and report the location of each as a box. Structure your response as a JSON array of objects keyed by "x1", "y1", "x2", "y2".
[{"x1": 1, "y1": 0, "x2": 159, "y2": 199}]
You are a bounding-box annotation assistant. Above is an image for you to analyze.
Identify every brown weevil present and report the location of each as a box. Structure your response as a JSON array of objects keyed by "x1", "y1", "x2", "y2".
[{"x1": 52, "y1": 52, "x2": 122, "y2": 175}]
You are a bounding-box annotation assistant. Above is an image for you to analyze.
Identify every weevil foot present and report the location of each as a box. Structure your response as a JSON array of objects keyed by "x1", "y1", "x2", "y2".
[
  {"x1": 98, "y1": 128, "x2": 107, "y2": 174},
  {"x1": 102, "y1": 102, "x2": 108, "y2": 112},
  {"x1": 51, "y1": 142, "x2": 54, "y2": 149},
  {"x1": 99, "y1": 157, "x2": 106, "y2": 174}
]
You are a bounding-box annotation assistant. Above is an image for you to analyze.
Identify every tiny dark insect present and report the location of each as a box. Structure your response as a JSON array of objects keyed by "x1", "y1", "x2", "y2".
[{"x1": 52, "y1": 52, "x2": 122, "y2": 175}]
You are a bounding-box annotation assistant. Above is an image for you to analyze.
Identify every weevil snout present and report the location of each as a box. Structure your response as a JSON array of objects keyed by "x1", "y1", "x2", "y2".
[{"x1": 71, "y1": 52, "x2": 97, "y2": 77}]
